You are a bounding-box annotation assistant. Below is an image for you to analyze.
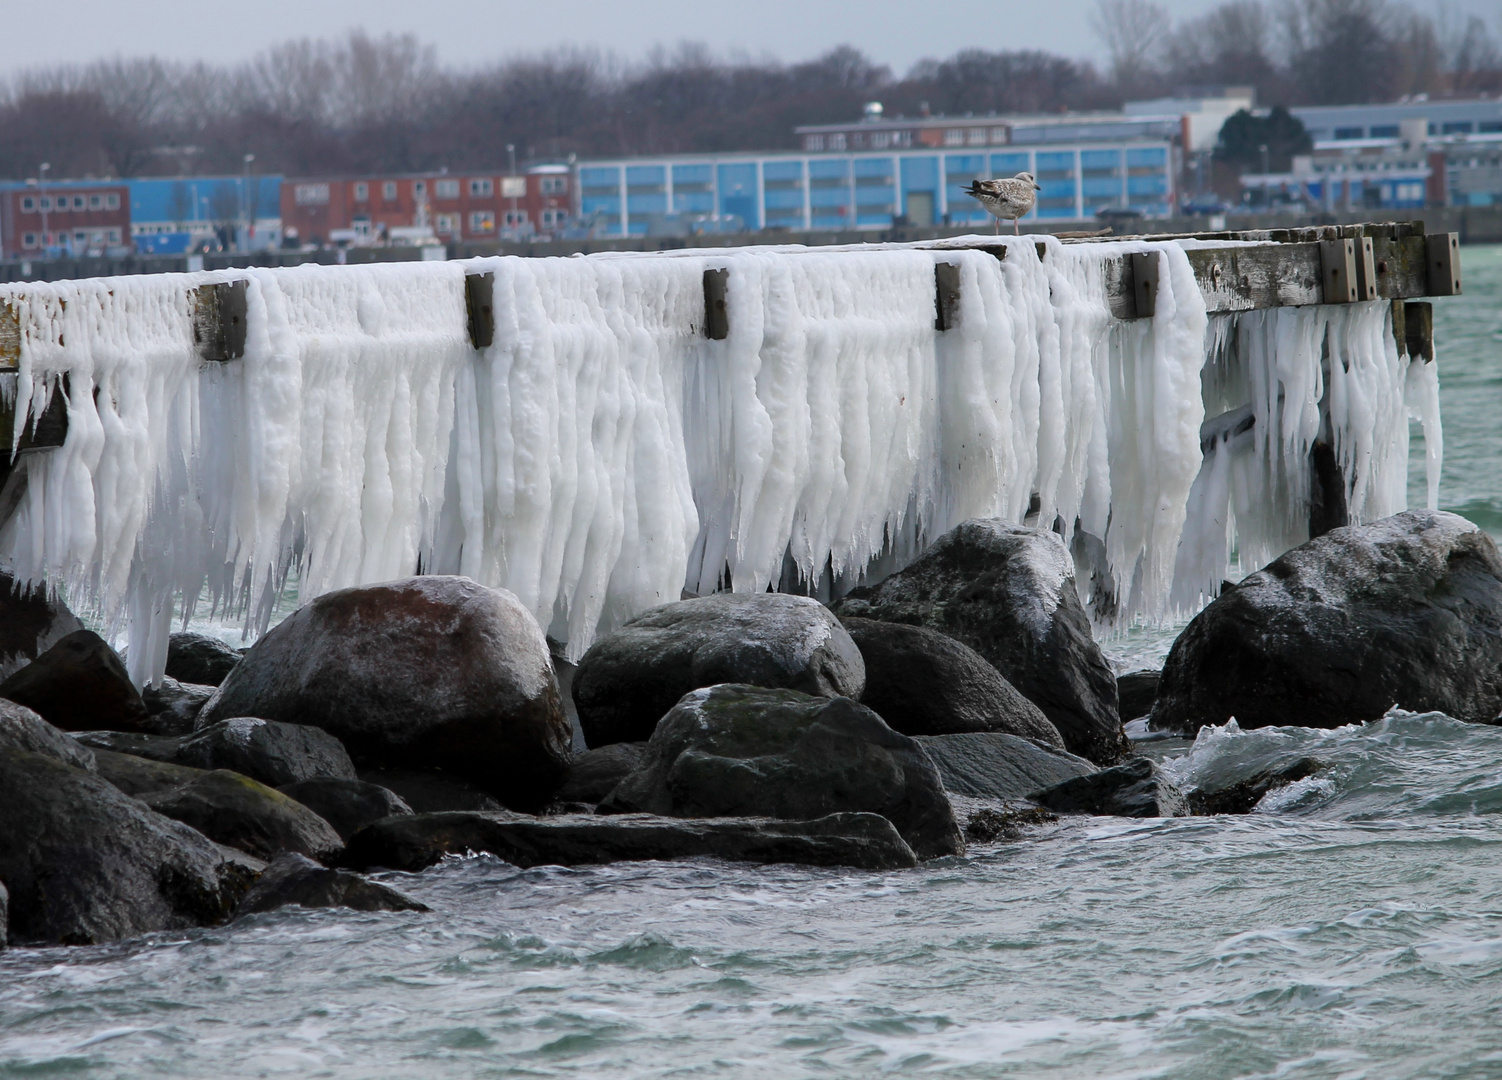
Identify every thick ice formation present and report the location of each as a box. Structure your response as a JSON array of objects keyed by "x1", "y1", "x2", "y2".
[{"x1": 0, "y1": 239, "x2": 1440, "y2": 683}]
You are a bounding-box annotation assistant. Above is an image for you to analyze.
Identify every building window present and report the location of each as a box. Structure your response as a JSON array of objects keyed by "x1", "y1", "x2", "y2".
[
  {"x1": 22, "y1": 233, "x2": 37, "y2": 248},
  {"x1": 435, "y1": 179, "x2": 460, "y2": 199},
  {"x1": 89, "y1": 194, "x2": 102, "y2": 209},
  {"x1": 106, "y1": 228, "x2": 121, "y2": 244},
  {"x1": 21, "y1": 196, "x2": 34, "y2": 211},
  {"x1": 73, "y1": 230, "x2": 87, "y2": 243},
  {"x1": 354, "y1": 182, "x2": 369, "y2": 201},
  {"x1": 72, "y1": 196, "x2": 85, "y2": 210},
  {"x1": 539, "y1": 175, "x2": 567, "y2": 194},
  {"x1": 469, "y1": 178, "x2": 494, "y2": 197},
  {"x1": 503, "y1": 210, "x2": 528, "y2": 227},
  {"x1": 434, "y1": 213, "x2": 459, "y2": 235},
  {"x1": 414, "y1": 181, "x2": 427, "y2": 195},
  {"x1": 990, "y1": 127, "x2": 1008, "y2": 144},
  {"x1": 46, "y1": 197, "x2": 61, "y2": 213},
  {"x1": 295, "y1": 183, "x2": 330, "y2": 206},
  {"x1": 967, "y1": 128, "x2": 987, "y2": 146},
  {"x1": 871, "y1": 131, "x2": 891, "y2": 149},
  {"x1": 469, "y1": 210, "x2": 495, "y2": 233},
  {"x1": 1370, "y1": 125, "x2": 1400, "y2": 138},
  {"x1": 383, "y1": 181, "x2": 398, "y2": 200},
  {"x1": 1443, "y1": 121, "x2": 1475, "y2": 135},
  {"x1": 806, "y1": 135, "x2": 824, "y2": 151},
  {"x1": 828, "y1": 133, "x2": 846, "y2": 151},
  {"x1": 541, "y1": 208, "x2": 567, "y2": 227},
  {"x1": 106, "y1": 192, "x2": 120, "y2": 209},
  {"x1": 944, "y1": 129, "x2": 965, "y2": 146},
  {"x1": 1333, "y1": 126, "x2": 1364, "y2": 140},
  {"x1": 501, "y1": 176, "x2": 526, "y2": 197}
]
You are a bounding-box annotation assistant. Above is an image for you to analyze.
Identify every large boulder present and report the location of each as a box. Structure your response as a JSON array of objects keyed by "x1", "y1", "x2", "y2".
[
  {"x1": 165, "y1": 631, "x2": 243, "y2": 687},
  {"x1": 556, "y1": 743, "x2": 646, "y2": 805},
  {"x1": 0, "y1": 880, "x2": 7, "y2": 947},
  {"x1": 75, "y1": 718, "x2": 357, "y2": 789},
  {"x1": 601, "y1": 684, "x2": 962, "y2": 859},
  {"x1": 198, "y1": 577, "x2": 572, "y2": 810},
  {"x1": 91, "y1": 748, "x2": 205, "y2": 797},
  {"x1": 343, "y1": 810, "x2": 918, "y2": 872},
  {"x1": 1117, "y1": 670, "x2": 1161, "y2": 724},
  {"x1": 0, "y1": 699, "x2": 97, "y2": 771},
  {"x1": 276, "y1": 778, "x2": 413, "y2": 841},
  {"x1": 1153, "y1": 511, "x2": 1502, "y2": 732},
  {"x1": 357, "y1": 768, "x2": 505, "y2": 812},
  {"x1": 236, "y1": 853, "x2": 427, "y2": 916},
  {"x1": 913, "y1": 732, "x2": 1094, "y2": 801},
  {"x1": 841, "y1": 617, "x2": 1064, "y2": 747},
  {"x1": 573, "y1": 594, "x2": 866, "y2": 747},
  {"x1": 0, "y1": 629, "x2": 149, "y2": 732},
  {"x1": 0, "y1": 572, "x2": 83, "y2": 681},
  {"x1": 1030, "y1": 758, "x2": 1187, "y2": 818},
  {"x1": 0, "y1": 749, "x2": 248, "y2": 944},
  {"x1": 833, "y1": 520, "x2": 1125, "y2": 764},
  {"x1": 139, "y1": 770, "x2": 344, "y2": 863}
]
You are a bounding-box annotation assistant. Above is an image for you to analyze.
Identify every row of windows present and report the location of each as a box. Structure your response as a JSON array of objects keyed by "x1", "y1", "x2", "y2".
[
  {"x1": 345, "y1": 175, "x2": 568, "y2": 204},
  {"x1": 19, "y1": 192, "x2": 121, "y2": 213},
  {"x1": 1326, "y1": 119, "x2": 1502, "y2": 140},
  {"x1": 424, "y1": 208, "x2": 569, "y2": 235},
  {"x1": 804, "y1": 126, "x2": 1012, "y2": 152},
  {"x1": 20, "y1": 227, "x2": 123, "y2": 248}
]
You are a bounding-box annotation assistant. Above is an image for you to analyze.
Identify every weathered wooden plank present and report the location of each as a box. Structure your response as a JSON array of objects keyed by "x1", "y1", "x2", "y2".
[
  {"x1": 192, "y1": 281, "x2": 247, "y2": 362},
  {"x1": 0, "y1": 299, "x2": 17, "y2": 372},
  {"x1": 465, "y1": 272, "x2": 495, "y2": 349},
  {"x1": 0, "y1": 372, "x2": 68, "y2": 460},
  {"x1": 703, "y1": 268, "x2": 729, "y2": 340},
  {"x1": 934, "y1": 263, "x2": 961, "y2": 331},
  {"x1": 1181, "y1": 245, "x2": 1324, "y2": 312},
  {"x1": 1402, "y1": 300, "x2": 1434, "y2": 361}
]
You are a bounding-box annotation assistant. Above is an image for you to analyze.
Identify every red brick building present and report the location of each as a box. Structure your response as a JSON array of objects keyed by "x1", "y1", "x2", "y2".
[
  {"x1": 0, "y1": 182, "x2": 131, "y2": 259},
  {"x1": 280, "y1": 166, "x2": 572, "y2": 245}
]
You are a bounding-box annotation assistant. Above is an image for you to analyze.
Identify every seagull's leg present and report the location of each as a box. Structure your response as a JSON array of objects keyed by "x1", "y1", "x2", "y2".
[
  {"x1": 994, "y1": 217, "x2": 1000, "y2": 235},
  {"x1": 1014, "y1": 219, "x2": 1020, "y2": 236}
]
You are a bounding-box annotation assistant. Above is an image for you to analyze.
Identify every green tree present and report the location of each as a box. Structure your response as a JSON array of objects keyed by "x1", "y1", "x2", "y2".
[{"x1": 1213, "y1": 106, "x2": 1312, "y2": 173}]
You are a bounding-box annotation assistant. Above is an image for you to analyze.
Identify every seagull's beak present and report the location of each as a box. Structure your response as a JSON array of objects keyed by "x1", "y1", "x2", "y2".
[{"x1": 1033, "y1": 183, "x2": 1042, "y2": 190}]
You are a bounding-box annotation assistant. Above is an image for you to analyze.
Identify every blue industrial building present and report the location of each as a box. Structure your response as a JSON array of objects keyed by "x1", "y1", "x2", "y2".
[
  {"x1": 577, "y1": 141, "x2": 1175, "y2": 236},
  {"x1": 126, "y1": 176, "x2": 284, "y2": 253}
]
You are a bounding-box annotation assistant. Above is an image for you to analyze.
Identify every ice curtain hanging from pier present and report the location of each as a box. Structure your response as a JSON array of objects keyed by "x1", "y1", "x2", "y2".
[{"x1": 0, "y1": 233, "x2": 1444, "y2": 684}]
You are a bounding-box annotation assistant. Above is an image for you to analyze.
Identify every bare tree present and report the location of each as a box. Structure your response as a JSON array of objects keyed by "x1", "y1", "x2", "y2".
[{"x1": 1091, "y1": 0, "x2": 1171, "y2": 95}]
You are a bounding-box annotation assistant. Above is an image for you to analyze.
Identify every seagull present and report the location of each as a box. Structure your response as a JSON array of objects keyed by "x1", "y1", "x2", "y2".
[{"x1": 964, "y1": 172, "x2": 1042, "y2": 234}]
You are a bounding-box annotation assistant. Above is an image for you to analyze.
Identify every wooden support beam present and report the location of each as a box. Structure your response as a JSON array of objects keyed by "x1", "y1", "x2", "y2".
[
  {"x1": 1425, "y1": 232, "x2": 1462, "y2": 296},
  {"x1": 1129, "y1": 251, "x2": 1159, "y2": 319},
  {"x1": 703, "y1": 268, "x2": 729, "y2": 340},
  {"x1": 0, "y1": 372, "x2": 68, "y2": 460},
  {"x1": 0, "y1": 299, "x2": 17, "y2": 373},
  {"x1": 934, "y1": 263, "x2": 961, "y2": 331},
  {"x1": 192, "y1": 281, "x2": 247, "y2": 362},
  {"x1": 465, "y1": 272, "x2": 495, "y2": 349},
  {"x1": 1402, "y1": 300, "x2": 1434, "y2": 362}
]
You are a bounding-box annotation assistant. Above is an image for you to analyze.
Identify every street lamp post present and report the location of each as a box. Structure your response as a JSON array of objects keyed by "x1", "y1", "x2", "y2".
[
  {"x1": 507, "y1": 143, "x2": 518, "y2": 236},
  {"x1": 39, "y1": 162, "x2": 50, "y2": 257},
  {"x1": 242, "y1": 153, "x2": 255, "y2": 252}
]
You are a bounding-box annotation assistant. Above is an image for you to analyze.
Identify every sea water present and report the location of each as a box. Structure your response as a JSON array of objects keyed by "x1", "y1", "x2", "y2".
[{"x1": 3, "y1": 248, "x2": 1502, "y2": 1079}]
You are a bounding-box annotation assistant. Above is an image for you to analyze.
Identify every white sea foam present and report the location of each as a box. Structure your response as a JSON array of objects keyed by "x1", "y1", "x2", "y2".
[{"x1": 0, "y1": 238, "x2": 1435, "y2": 682}]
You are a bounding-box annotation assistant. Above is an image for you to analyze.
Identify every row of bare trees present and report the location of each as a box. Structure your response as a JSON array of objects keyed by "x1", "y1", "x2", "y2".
[{"x1": 2, "y1": 0, "x2": 1500, "y2": 181}]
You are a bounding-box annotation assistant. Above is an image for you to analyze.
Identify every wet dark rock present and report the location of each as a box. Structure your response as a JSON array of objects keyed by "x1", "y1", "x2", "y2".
[
  {"x1": 0, "y1": 749, "x2": 249, "y2": 945},
  {"x1": 0, "y1": 698, "x2": 96, "y2": 771},
  {"x1": 1117, "y1": 670, "x2": 1161, "y2": 723},
  {"x1": 1029, "y1": 757, "x2": 1187, "y2": 818},
  {"x1": 1186, "y1": 757, "x2": 1324, "y2": 815},
  {"x1": 0, "y1": 880, "x2": 8, "y2": 948},
  {"x1": 276, "y1": 778, "x2": 413, "y2": 842},
  {"x1": 574, "y1": 593, "x2": 866, "y2": 747},
  {"x1": 0, "y1": 572, "x2": 83, "y2": 682},
  {"x1": 601, "y1": 684, "x2": 962, "y2": 859},
  {"x1": 913, "y1": 732, "x2": 1094, "y2": 801},
  {"x1": 198, "y1": 576, "x2": 571, "y2": 810},
  {"x1": 165, "y1": 632, "x2": 243, "y2": 688},
  {"x1": 833, "y1": 519, "x2": 1126, "y2": 764},
  {"x1": 556, "y1": 742, "x2": 646, "y2": 805},
  {"x1": 842, "y1": 617, "x2": 1064, "y2": 747},
  {"x1": 357, "y1": 768, "x2": 506, "y2": 813},
  {"x1": 343, "y1": 810, "x2": 918, "y2": 872},
  {"x1": 91, "y1": 748, "x2": 205, "y2": 797},
  {"x1": 236, "y1": 853, "x2": 427, "y2": 916},
  {"x1": 0, "y1": 629, "x2": 149, "y2": 733},
  {"x1": 963, "y1": 805, "x2": 1058, "y2": 843},
  {"x1": 139, "y1": 770, "x2": 344, "y2": 863},
  {"x1": 1153, "y1": 512, "x2": 1502, "y2": 732},
  {"x1": 75, "y1": 718, "x2": 356, "y2": 789},
  {"x1": 141, "y1": 677, "x2": 215, "y2": 736}
]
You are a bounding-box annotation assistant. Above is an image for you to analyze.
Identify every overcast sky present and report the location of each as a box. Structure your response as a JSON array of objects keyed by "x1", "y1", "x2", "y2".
[{"x1": 2, "y1": 0, "x2": 1499, "y2": 74}]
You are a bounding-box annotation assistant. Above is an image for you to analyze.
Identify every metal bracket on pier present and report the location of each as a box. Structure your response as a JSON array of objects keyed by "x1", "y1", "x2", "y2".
[
  {"x1": 192, "y1": 281, "x2": 248, "y2": 361},
  {"x1": 1128, "y1": 252, "x2": 1159, "y2": 319},
  {"x1": 1320, "y1": 239, "x2": 1359, "y2": 304},
  {"x1": 703, "y1": 268, "x2": 729, "y2": 340},
  {"x1": 465, "y1": 272, "x2": 495, "y2": 349},
  {"x1": 934, "y1": 263, "x2": 961, "y2": 331},
  {"x1": 1352, "y1": 236, "x2": 1379, "y2": 301},
  {"x1": 1426, "y1": 232, "x2": 1462, "y2": 296}
]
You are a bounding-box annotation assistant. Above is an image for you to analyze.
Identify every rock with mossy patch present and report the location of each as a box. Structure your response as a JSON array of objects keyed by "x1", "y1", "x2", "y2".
[
  {"x1": 0, "y1": 699, "x2": 97, "y2": 771},
  {"x1": 75, "y1": 717, "x2": 356, "y2": 789},
  {"x1": 236, "y1": 853, "x2": 427, "y2": 916},
  {"x1": 556, "y1": 742, "x2": 646, "y2": 805},
  {"x1": 276, "y1": 778, "x2": 413, "y2": 841},
  {"x1": 601, "y1": 683, "x2": 962, "y2": 859},
  {"x1": 573, "y1": 593, "x2": 866, "y2": 747},
  {"x1": 0, "y1": 749, "x2": 249, "y2": 945},
  {"x1": 1029, "y1": 758, "x2": 1186, "y2": 818},
  {"x1": 912, "y1": 732, "x2": 1093, "y2": 801}
]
